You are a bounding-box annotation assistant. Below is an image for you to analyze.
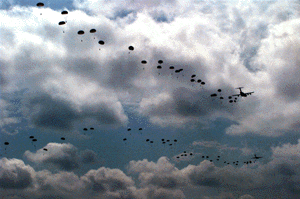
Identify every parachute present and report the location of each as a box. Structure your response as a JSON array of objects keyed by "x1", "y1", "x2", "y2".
[
  {"x1": 98, "y1": 40, "x2": 105, "y2": 45},
  {"x1": 78, "y1": 30, "x2": 85, "y2": 42},
  {"x1": 36, "y1": 2, "x2": 44, "y2": 7},
  {"x1": 217, "y1": 89, "x2": 222, "y2": 92},
  {"x1": 158, "y1": 60, "x2": 163, "y2": 64},
  {"x1": 29, "y1": 136, "x2": 34, "y2": 139},
  {"x1": 58, "y1": 21, "x2": 66, "y2": 25},
  {"x1": 128, "y1": 46, "x2": 134, "y2": 51},
  {"x1": 4, "y1": 142, "x2": 9, "y2": 145},
  {"x1": 36, "y1": 2, "x2": 44, "y2": 15},
  {"x1": 61, "y1": 137, "x2": 65, "y2": 140},
  {"x1": 90, "y1": 29, "x2": 96, "y2": 33},
  {"x1": 61, "y1": 10, "x2": 68, "y2": 15},
  {"x1": 141, "y1": 60, "x2": 147, "y2": 64},
  {"x1": 90, "y1": 127, "x2": 94, "y2": 130},
  {"x1": 169, "y1": 66, "x2": 174, "y2": 69},
  {"x1": 78, "y1": 30, "x2": 84, "y2": 35},
  {"x1": 157, "y1": 66, "x2": 162, "y2": 69}
]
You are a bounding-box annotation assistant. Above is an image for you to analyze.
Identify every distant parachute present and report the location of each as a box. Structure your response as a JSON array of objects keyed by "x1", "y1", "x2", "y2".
[
  {"x1": 29, "y1": 136, "x2": 34, "y2": 139},
  {"x1": 197, "y1": 79, "x2": 201, "y2": 83},
  {"x1": 157, "y1": 66, "x2": 162, "y2": 69},
  {"x1": 139, "y1": 128, "x2": 143, "y2": 130},
  {"x1": 220, "y1": 97, "x2": 224, "y2": 99},
  {"x1": 217, "y1": 89, "x2": 222, "y2": 92},
  {"x1": 90, "y1": 127, "x2": 94, "y2": 130},
  {"x1": 4, "y1": 142, "x2": 9, "y2": 145},
  {"x1": 191, "y1": 75, "x2": 196, "y2": 78},
  {"x1": 201, "y1": 82, "x2": 205, "y2": 85},
  {"x1": 211, "y1": 94, "x2": 217, "y2": 97},
  {"x1": 78, "y1": 30, "x2": 84, "y2": 42},
  {"x1": 190, "y1": 79, "x2": 195, "y2": 82},
  {"x1": 228, "y1": 96, "x2": 232, "y2": 99},
  {"x1": 61, "y1": 137, "x2": 65, "y2": 140},
  {"x1": 36, "y1": 2, "x2": 44, "y2": 15},
  {"x1": 158, "y1": 60, "x2": 163, "y2": 64},
  {"x1": 127, "y1": 128, "x2": 131, "y2": 131},
  {"x1": 146, "y1": 139, "x2": 150, "y2": 142},
  {"x1": 78, "y1": 30, "x2": 84, "y2": 35},
  {"x1": 98, "y1": 40, "x2": 105, "y2": 45},
  {"x1": 123, "y1": 138, "x2": 127, "y2": 141},
  {"x1": 169, "y1": 66, "x2": 174, "y2": 69},
  {"x1": 162, "y1": 139, "x2": 164, "y2": 141},
  {"x1": 83, "y1": 128, "x2": 88, "y2": 131},
  {"x1": 58, "y1": 21, "x2": 66, "y2": 25},
  {"x1": 32, "y1": 139, "x2": 37, "y2": 142},
  {"x1": 141, "y1": 60, "x2": 147, "y2": 64},
  {"x1": 174, "y1": 139, "x2": 177, "y2": 142},
  {"x1": 90, "y1": 29, "x2": 96, "y2": 39},
  {"x1": 61, "y1": 10, "x2": 68, "y2": 15},
  {"x1": 43, "y1": 148, "x2": 48, "y2": 151},
  {"x1": 128, "y1": 46, "x2": 134, "y2": 51},
  {"x1": 150, "y1": 141, "x2": 153, "y2": 143},
  {"x1": 36, "y1": 2, "x2": 44, "y2": 7}
]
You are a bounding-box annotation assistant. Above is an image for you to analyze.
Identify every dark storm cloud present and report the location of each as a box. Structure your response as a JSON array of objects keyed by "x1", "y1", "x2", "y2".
[
  {"x1": 24, "y1": 143, "x2": 98, "y2": 171},
  {"x1": 106, "y1": 55, "x2": 140, "y2": 90},
  {"x1": 80, "y1": 149, "x2": 97, "y2": 164},
  {"x1": 21, "y1": 90, "x2": 126, "y2": 131},
  {"x1": 22, "y1": 93, "x2": 79, "y2": 130}
]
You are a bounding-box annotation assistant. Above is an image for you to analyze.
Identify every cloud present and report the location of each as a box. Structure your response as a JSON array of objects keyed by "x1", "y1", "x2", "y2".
[
  {"x1": 24, "y1": 143, "x2": 97, "y2": 171},
  {"x1": 3, "y1": 141, "x2": 300, "y2": 199},
  {"x1": 1, "y1": 0, "x2": 300, "y2": 137},
  {"x1": 0, "y1": 158, "x2": 34, "y2": 189}
]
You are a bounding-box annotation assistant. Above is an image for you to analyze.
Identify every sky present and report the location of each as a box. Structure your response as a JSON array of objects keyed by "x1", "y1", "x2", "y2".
[{"x1": 0, "y1": 0, "x2": 300, "y2": 198}]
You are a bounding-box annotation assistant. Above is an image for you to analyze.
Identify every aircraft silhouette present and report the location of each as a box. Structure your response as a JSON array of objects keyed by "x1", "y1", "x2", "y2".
[
  {"x1": 251, "y1": 154, "x2": 263, "y2": 159},
  {"x1": 232, "y1": 87, "x2": 254, "y2": 97}
]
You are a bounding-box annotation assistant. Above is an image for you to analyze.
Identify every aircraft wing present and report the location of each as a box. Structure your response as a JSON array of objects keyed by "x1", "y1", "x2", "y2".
[
  {"x1": 232, "y1": 94, "x2": 240, "y2": 97},
  {"x1": 245, "y1": 92, "x2": 254, "y2": 95}
]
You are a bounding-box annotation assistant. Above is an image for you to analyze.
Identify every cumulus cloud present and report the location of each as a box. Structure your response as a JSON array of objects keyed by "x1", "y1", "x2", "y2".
[
  {"x1": 1, "y1": 0, "x2": 300, "y2": 137},
  {"x1": 24, "y1": 143, "x2": 97, "y2": 171},
  {"x1": 0, "y1": 158, "x2": 34, "y2": 189},
  {"x1": 3, "y1": 140, "x2": 300, "y2": 199}
]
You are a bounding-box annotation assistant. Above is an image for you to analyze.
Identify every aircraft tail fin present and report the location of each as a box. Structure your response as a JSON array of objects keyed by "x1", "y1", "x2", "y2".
[{"x1": 235, "y1": 87, "x2": 244, "y2": 89}]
